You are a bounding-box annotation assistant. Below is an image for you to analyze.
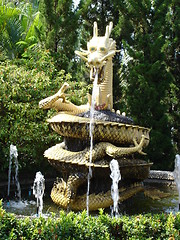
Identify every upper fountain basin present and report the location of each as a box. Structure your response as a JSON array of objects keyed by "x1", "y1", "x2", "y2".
[{"x1": 47, "y1": 113, "x2": 150, "y2": 147}]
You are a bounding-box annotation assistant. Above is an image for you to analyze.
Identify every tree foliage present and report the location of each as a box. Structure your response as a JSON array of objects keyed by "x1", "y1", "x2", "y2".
[
  {"x1": 39, "y1": 0, "x2": 79, "y2": 71},
  {"x1": 112, "y1": 0, "x2": 179, "y2": 169},
  {"x1": 0, "y1": 59, "x2": 59, "y2": 179},
  {"x1": 163, "y1": 0, "x2": 180, "y2": 154}
]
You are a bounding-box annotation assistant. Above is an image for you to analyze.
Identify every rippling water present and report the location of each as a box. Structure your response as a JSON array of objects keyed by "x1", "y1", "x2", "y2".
[{"x1": 2, "y1": 182, "x2": 179, "y2": 216}]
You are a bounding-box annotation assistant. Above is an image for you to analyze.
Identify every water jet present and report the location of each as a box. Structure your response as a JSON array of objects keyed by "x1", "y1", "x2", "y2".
[
  {"x1": 33, "y1": 171, "x2": 45, "y2": 216},
  {"x1": 7, "y1": 144, "x2": 21, "y2": 201},
  {"x1": 174, "y1": 154, "x2": 180, "y2": 210},
  {"x1": 110, "y1": 159, "x2": 121, "y2": 217}
]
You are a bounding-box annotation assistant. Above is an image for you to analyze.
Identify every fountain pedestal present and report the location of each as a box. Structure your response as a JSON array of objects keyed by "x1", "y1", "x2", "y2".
[{"x1": 44, "y1": 110, "x2": 151, "y2": 211}]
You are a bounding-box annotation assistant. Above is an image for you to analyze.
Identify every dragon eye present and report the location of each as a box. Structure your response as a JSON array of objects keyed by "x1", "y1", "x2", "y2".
[
  {"x1": 90, "y1": 47, "x2": 96, "y2": 52},
  {"x1": 100, "y1": 47, "x2": 106, "y2": 52}
]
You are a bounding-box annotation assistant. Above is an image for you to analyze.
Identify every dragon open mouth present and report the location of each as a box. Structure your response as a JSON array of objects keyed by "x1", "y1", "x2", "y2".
[{"x1": 90, "y1": 63, "x2": 106, "y2": 83}]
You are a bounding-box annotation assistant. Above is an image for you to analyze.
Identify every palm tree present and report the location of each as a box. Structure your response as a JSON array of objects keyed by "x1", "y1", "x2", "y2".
[
  {"x1": 0, "y1": 0, "x2": 43, "y2": 59},
  {"x1": 0, "y1": 1, "x2": 22, "y2": 59}
]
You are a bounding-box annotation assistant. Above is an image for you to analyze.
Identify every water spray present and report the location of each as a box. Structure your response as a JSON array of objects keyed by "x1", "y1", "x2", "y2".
[
  {"x1": 33, "y1": 171, "x2": 45, "y2": 216},
  {"x1": 87, "y1": 70, "x2": 99, "y2": 216},
  {"x1": 7, "y1": 144, "x2": 21, "y2": 203},
  {"x1": 110, "y1": 159, "x2": 121, "y2": 218},
  {"x1": 174, "y1": 154, "x2": 180, "y2": 210}
]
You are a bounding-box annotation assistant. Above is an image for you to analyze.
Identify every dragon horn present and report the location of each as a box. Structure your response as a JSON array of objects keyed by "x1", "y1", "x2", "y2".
[
  {"x1": 93, "y1": 22, "x2": 98, "y2": 37},
  {"x1": 105, "y1": 22, "x2": 113, "y2": 38},
  {"x1": 109, "y1": 22, "x2": 113, "y2": 36}
]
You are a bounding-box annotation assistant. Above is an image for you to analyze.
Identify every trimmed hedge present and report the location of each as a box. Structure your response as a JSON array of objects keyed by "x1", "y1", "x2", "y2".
[{"x1": 0, "y1": 201, "x2": 180, "y2": 239}]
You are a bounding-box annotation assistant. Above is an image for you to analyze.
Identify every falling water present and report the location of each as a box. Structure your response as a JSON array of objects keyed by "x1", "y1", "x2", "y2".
[
  {"x1": 33, "y1": 171, "x2": 45, "y2": 216},
  {"x1": 7, "y1": 144, "x2": 21, "y2": 200},
  {"x1": 110, "y1": 159, "x2": 121, "y2": 218},
  {"x1": 174, "y1": 154, "x2": 180, "y2": 210},
  {"x1": 87, "y1": 70, "x2": 98, "y2": 215}
]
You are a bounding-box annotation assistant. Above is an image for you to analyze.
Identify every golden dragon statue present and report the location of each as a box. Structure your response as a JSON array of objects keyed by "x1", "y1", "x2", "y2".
[{"x1": 39, "y1": 22, "x2": 152, "y2": 211}]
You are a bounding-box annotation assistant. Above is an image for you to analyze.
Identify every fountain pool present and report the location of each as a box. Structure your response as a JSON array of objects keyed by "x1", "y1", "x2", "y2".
[
  {"x1": 1, "y1": 181, "x2": 179, "y2": 216},
  {"x1": 1, "y1": 182, "x2": 57, "y2": 216}
]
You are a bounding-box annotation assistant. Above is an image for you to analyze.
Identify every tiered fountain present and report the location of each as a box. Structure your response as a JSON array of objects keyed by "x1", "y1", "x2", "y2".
[{"x1": 39, "y1": 22, "x2": 152, "y2": 211}]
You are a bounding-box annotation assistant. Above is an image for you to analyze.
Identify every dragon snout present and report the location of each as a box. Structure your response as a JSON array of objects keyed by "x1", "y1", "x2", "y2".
[
  {"x1": 88, "y1": 51, "x2": 105, "y2": 67},
  {"x1": 88, "y1": 57, "x2": 102, "y2": 67}
]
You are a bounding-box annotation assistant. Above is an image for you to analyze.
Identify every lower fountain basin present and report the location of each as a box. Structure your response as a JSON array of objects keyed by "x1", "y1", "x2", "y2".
[{"x1": 2, "y1": 180, "x2": 179, "y2": 216}]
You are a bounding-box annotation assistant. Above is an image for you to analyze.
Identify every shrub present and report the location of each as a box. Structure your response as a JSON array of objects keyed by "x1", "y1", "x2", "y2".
[
  {"x1": 0, "y1": 53, "x2": 90, "y2": 180},
  {"x1": 0, "y1": 60, "x2": 70, "y2": 179},
  {"x1": 0, "y1": 201, "x2": 180, "y2": 240}
]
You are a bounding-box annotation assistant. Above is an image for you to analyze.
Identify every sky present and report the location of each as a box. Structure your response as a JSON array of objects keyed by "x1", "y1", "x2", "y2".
[{"x1": 73, "y1": 0, "x2": 80, "y2": 8}]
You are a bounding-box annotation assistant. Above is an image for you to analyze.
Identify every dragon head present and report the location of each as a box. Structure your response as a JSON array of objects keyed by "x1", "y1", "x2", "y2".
[{"x1": 75, "y1": 22, "x2": 119, "y2": 83}]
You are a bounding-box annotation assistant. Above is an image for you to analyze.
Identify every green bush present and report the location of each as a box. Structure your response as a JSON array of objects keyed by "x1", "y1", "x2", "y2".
[
  {"x1": 0, "y1": 61, "x2": 57, "y2": 178},
  {"x1": 0, "y1": 57, "x2": 88, "y2": 180},
  {"x1": 0, "y1": 200, "x2": 180, "y2": 240}
]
